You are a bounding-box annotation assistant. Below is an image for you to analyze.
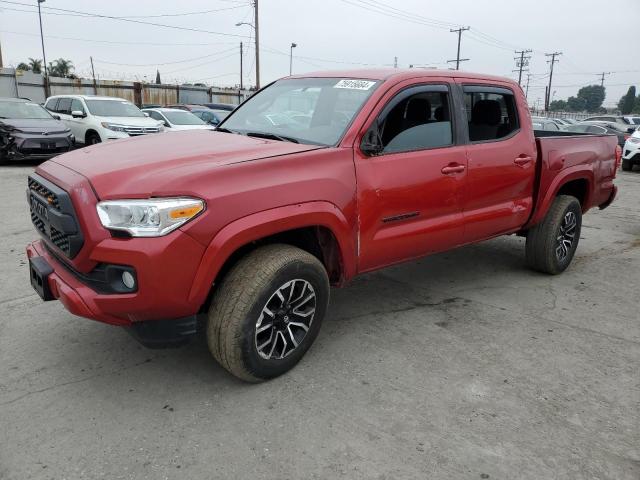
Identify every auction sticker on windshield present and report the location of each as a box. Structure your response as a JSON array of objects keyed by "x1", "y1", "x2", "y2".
[{"x1": 333, "y1": 79, "x2": 377, "y2": 90}]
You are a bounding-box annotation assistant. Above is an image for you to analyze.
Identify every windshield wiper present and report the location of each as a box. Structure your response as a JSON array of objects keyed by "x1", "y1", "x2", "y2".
[
  {"x1": 215, "y1": 127, "x2": 235, "y2": 133},
  {"x1": 245, "y1": 131, "x2": 299, "y2": 143}
]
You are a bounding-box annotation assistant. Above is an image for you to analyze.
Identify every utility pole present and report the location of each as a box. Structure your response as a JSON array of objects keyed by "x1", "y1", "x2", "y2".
[
  {"x1": 90, "y1": 56, "x2": 98, "y2": 95},
  {"x1": 448, "y1": 26, "x2": 470, "y2": 70},
  {"x1": 37, "y1": 0, "x2": 49, "y2": 97},
  {"x1": 239, "y1": 42, "x2": 243, "y2": 90},
  {"x1": 525, "y1": 72, "x2": 531, "y2": 100},
  {"x1": 394, "y1": 56, "x2": 398, "y2": 68},
  {"x1": 254, "y1": 0, "x2": 260, "y2": 89},
  {"x1": 544, "y1": 51, "x2": 562, "y2": 111},
  {"x1": 597, "y1": 71, "x2": 611, "y2": 88},
  {"x1": 0, "y1": 37, "x2": 4, "y2": 68},
  {"x1": 289, "y1": 42, "x2": 297, "y2": 76},
  {"x1": 514, "y1": 49, "x2": 532, "y2": 85}
]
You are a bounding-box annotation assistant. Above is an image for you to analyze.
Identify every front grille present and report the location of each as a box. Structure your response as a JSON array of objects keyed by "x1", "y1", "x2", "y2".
[
  {"x1": 124, "y1": 126, "x2": 161, "y2": 136},
  {"x1": 20, "y1": 146, "x2": 71, "y2": 156},
  {"x1": 28, "y1": 176, "x2": 60, "y2": 209},
  {"x1": 28, "y1": 174, "x2": 84, "y2": 259}
]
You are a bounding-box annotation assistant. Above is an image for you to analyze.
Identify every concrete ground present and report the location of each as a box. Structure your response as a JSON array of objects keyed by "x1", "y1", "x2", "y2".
[{"x1": 0, "y1": 162, "x2": 638, "y2": 480}]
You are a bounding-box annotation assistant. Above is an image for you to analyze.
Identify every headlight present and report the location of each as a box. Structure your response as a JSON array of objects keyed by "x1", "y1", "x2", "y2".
[
  {"x1": 101, "y1": 122, "x2": 128, "y2": 133},
  {"x1": 157, "y1": 124, "x2": 165, "y2": 132},
  {"x1": 628, "y1": 137, "x2": 640, "y2": 144},
  {"x1": 96, "y1": 198, "x2": 205, "y2": 237}
]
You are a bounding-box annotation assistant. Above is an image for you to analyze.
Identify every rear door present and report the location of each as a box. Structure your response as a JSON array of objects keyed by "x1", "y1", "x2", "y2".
[
  {"x1": 354, "y1": 81, "x2": 467, "y2": 272},
  {"x1": 456, "y1": 81, "x2": 537, "y2": 242}
]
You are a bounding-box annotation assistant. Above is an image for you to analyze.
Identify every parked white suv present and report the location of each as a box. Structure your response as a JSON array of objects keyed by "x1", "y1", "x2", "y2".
[
  {"x1": 44, "y1": 95, "x2": 163, "y2": 145},
  {"x1": 622, "y1": 128, "x2": 640, "y2": 171}
]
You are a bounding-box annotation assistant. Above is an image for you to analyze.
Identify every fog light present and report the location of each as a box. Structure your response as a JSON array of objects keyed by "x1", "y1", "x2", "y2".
[{"x1": 122, "y1": 271, "x2": 136, "y2": 289}]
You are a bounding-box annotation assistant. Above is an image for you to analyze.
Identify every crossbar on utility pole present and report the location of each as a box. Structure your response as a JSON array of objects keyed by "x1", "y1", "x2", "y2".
[
  {"x1": 544, "y1": 51, "x2": 562, "y2": 111},
  {"x1": 597, "y1": 71, "x2": 611, "y2": 88},
  {"x1": 448, "y1": 26, "x2": 470, "y2": 70},
  {"x1": 514, "y1": 49, "x2": 532, "y2": 86}
]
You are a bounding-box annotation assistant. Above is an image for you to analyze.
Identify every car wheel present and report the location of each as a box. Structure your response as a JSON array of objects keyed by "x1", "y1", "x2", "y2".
[
  {"x1": 621, "y1": 159, "x2": 632, "y2": 172},
  {"x1": 86, "y1": 133, "x2": 102, "y2": 145},
  {"x1": 207, "y1": 244, "x2": 330, "y2": 382},
  {"x1": 525, "y1": 195, "x2": 582, "y2": 275}
]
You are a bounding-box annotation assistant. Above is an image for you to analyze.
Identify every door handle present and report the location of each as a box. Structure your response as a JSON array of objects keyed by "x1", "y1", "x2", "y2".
[
  {"x1": 514, "y1": 155, "x2": 533, "y2": 166},
  {"x1": 441, "y1": 164, "x2": 466, "y2": 175}
]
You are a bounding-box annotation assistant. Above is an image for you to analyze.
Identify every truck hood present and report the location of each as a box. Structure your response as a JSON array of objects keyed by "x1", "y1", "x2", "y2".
[
  {"x1": 48, "y1": 130, "x2": 324, "y2": 198},
  {"x1": 0, "y1": 117, "x2": 70, "y2": 134}
]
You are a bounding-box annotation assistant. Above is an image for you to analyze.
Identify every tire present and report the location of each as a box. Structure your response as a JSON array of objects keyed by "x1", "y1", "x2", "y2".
[
  {"x1": 86, "y1": 132, "x2": 101, "y2": 145},
  {"x1": 621, "y1": 159, "x2": 632, "y2": 172},
  {"x1": 206, "y1": 244, "x2": 330, "y2": 382},
  {"x1": 525, "y1": 195, "x2": 582, "y2": 275}
]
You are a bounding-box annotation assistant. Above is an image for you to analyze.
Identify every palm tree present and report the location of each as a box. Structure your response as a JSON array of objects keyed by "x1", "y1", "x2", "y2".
[
  {"x1": 28, "y1": 58, "x2": 43, "y2": 74},
  {"x1": 49, "y1": 58, "x2": 74, "y2": 78}
]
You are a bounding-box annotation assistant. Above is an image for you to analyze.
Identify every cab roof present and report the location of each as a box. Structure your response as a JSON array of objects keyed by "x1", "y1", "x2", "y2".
[{"x1": 288, "y1": 68, "x2": 516, "y2": 85}]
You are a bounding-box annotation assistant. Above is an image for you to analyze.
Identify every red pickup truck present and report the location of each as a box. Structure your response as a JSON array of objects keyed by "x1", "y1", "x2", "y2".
[{"x1": 26, "y1": 69, "x2": 620, "y2": 381}]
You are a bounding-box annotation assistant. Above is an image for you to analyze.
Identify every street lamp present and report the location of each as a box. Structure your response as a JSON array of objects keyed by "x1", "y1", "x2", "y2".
[
  {"x1": 289, "y1": 43, "x2": 297, "y2": 76},
  {"x1": 37, "y1": 0, "x2": 49, "y2": 96},
  {"x1": 235, "y1": 3, "x2": 260, "y2": 89}
]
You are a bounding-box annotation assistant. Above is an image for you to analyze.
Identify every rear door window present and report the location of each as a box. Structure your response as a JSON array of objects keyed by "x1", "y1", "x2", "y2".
[{"x1": 463, "y1": 86, "x2": 519, "y2": 142}]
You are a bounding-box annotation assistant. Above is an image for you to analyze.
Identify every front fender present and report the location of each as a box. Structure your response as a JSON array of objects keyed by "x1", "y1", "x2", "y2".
[{"x1": 187, "y1": 201, "x2": 356, "y2": 305}]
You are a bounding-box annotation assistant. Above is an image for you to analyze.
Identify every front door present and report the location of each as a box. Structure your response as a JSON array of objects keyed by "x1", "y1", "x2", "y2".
[{"x1": 355, "y1": 83, "x2": 467, "y2": 272}]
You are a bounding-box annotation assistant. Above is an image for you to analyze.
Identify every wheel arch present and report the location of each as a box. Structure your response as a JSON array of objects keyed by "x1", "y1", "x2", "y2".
[
  {"x1": 188, "y1": 201, "x2": 357, "y2": 309},
  {"x1": 85, "y1": 129, "x2": 100, "y2": 143}
]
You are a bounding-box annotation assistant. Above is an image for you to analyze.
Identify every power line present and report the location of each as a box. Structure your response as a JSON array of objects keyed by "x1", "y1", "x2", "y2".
[{"x1": 448, "y1": 27, "x2": 470, "y2": 70}]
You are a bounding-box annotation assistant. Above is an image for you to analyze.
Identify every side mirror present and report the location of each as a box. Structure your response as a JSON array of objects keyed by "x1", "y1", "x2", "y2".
[
  {"x1": 71, "y1": 110, "x2": 85, "y2": 118},
  {"x1": 360, "y1": 127, "x2": 383, "y2": 156},
  {"x1": 163, "y1": 121, "x2": 170, "y2": 128},
  {"x1": 143, "y1": 112, "x2": 150, "y2": 117},
  {"x1": 52, "y1": 114, "x2": 61, "y2": 120}
]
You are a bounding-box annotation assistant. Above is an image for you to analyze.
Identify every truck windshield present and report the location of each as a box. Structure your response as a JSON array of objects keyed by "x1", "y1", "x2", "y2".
[
  {"x1": 0, "y1": 101, "x2": 53, "y2": 120},
  {"x1": 85, "y1": 100, "x2": 145, "y2": 118},
  {"x1": 220, "y1": 77, "x2": 380, "y2": 146}
]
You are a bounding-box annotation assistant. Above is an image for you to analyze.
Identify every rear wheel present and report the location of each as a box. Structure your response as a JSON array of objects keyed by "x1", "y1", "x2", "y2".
[
  {"x1": 206, "y1": 244, "x2": 330, "y2": 382},
  {"x1": 621, "y1": 159, "x2": 632, "y2": 172},
  {"x1": 525, "y1": 195, "x2": 582, "y2": 275}
]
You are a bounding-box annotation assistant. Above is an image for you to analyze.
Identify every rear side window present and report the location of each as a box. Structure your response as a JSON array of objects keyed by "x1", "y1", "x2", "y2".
[
  {"x1": 366, "y1": 86, "x2": 453, "y2": 154},
  {"x1": 56, "y1": 98, "x2": 72, "y2": 115},
  {"x1": 464, "y1": 87, "x2": 519, "y2": 142}
]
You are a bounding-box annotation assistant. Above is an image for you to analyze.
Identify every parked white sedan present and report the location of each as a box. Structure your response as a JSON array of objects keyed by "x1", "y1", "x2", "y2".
[{"x1": 142, "y1": 108, "x2": 216, "y2": 131}]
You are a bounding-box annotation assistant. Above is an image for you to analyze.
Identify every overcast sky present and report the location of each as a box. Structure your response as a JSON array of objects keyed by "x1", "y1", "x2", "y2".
[{"x1": 1, "y1": 0, "x2": 638, "y2": 107}]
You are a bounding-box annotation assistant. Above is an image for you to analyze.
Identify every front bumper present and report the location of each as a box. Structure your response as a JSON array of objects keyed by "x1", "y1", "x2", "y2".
[
  {"x1": 26, "y1": 230, "x2": 207, "y2": 327},
  {"x1": 5, "y1": 133, "x2": 74, "y2": 160},
  {"x1": 622, "y1": 140, "x2": 640, "y2": 161}
]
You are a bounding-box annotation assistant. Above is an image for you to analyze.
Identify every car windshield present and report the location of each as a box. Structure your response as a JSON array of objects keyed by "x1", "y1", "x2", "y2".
[
  {"x1": 220, "y1": 77, "x2": 381, "y2": 146},
  {"x1": 0, "y1": 101, "x2": 52, "y2": 119},
  {"x1": 163, "y1": 110, "x2": 206, "y2": 125},
  {"x1": 631, "y1": 118, "x2": 640, "y2": 125},
  {"x1": 85, "y1": 99, "x2": 145, "y2": 117}
]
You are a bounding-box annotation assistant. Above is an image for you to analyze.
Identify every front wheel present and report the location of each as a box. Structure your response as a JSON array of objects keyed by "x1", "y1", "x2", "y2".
[
  {"x1": 206, "y1": 244, "x2": 330, "y2": 382},
  {"x1": 525, "y1": 195, "x2": 582, "y2": 275},
  {"x1": 86, "y1": 132, "x2": 101, "y2": 145}
]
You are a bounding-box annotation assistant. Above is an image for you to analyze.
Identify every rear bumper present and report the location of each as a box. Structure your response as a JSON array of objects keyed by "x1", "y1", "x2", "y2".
[{"x1": 599, "y1": 185, "x2": 618, "y2": 210}]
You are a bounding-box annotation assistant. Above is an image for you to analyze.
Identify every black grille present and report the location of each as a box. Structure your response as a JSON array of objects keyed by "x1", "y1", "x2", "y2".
[
  {"x1": 28, "y1": 177, "x2": 60, "y2": 210},
  {"x1": 27, "y1": 174, "x2": 84, "y2": 258}
]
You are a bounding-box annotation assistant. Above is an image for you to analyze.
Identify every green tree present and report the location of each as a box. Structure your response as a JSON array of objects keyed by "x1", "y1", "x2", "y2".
[
  {"x1": 550, "y1": 99, "x2": 568, "y2": 111},
  {"x1": 575, "y1": 85, "x2": 605, "y2": 113},
  {"x1": 28, "y1": 58, "x2": 42, "y2": 74},
  {"x1": 48, "y1": 58, "x2": 74, "y2": 78},
  {"x1": 567, "y1": 96, "x2": 587, "y2": 111},
  {"x1": 16, "y1": 62, "x2": 30, "y2": 71},
  {"x1": 619, "y1": 86, "x2": 636, "y2": 114}
]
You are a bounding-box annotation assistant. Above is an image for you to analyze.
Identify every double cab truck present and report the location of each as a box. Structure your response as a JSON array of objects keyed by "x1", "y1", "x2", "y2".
[{"x1": 26, "y1": 69, "x2": 620, "y2": 382}]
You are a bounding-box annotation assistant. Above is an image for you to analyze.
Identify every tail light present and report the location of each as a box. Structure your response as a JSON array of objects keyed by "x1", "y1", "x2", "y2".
[{"x1": 615, "y1": 145, "x2": 622, "y2": 170}]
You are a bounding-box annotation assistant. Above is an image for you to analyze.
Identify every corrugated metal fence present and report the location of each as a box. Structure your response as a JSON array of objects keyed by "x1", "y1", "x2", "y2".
[{"x1": 0, "y1": 68, "x2": 252, "y2": 106}]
